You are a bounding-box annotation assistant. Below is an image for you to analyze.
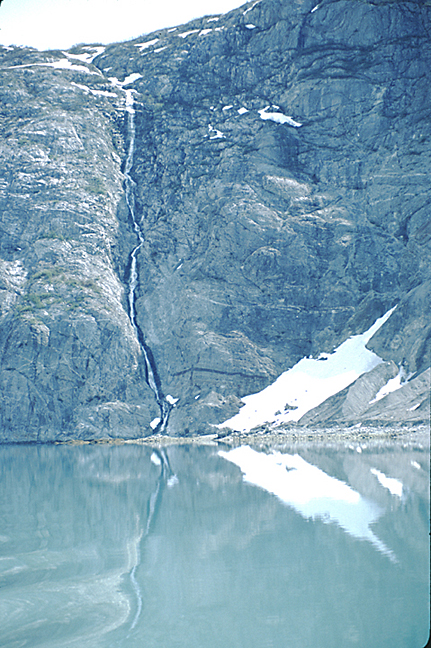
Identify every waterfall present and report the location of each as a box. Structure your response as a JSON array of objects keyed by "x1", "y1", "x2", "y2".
[{"x1": 122, "y1": 87, "x2": 172, "y2": 433}]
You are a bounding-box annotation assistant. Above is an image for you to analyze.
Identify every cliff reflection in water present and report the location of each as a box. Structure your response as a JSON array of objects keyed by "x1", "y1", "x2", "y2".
[{"x1": 0, "y1": 437, "x2": 429, "y2": 648}]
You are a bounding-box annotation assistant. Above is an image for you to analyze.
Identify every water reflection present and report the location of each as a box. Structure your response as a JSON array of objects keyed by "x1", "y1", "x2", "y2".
[
  {"x1": 0, "y1": 436, "x2": 429, "y2": 648},
  {"x1": 219, "y1": 447, "x2": 395, "y2": 560}
]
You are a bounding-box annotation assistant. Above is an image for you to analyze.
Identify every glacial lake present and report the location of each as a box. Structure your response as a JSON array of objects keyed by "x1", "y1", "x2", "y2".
[{"x1": 0, "y1": 433, "x2": 429, "y2": 648}]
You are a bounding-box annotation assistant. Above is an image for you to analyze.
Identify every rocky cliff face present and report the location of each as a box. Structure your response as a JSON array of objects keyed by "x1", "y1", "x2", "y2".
[{"x1": 0, "y1": 0, "x2": 430, "y2": 441}]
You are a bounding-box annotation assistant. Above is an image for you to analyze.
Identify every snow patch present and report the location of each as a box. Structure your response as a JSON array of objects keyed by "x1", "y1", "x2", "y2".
[
  {"x1": 45, "y1": 59, "x2": 86, "y2": 72},
  {"x1": 35, "y1": 58, "x2": 100, "y2": 74},
  {"x1": 208, "y1": 125, "x2": 225, "y2": 139},
  {"x1": 135, "y1": 38, "x2": 159, "y2": 51},
  {"x1": 179, "y1": 29, "x2": 200, "y2": 38},
  {"x1": 411, "y1": 460, "x2": 421, "y2": 470},
  {"x1": 222, "y1": 105, "x2": 233, "y2": 111},
  {"x1": 369, "y1": 368, "x2": 408, "y2": 404},
  {"x1": 311, "y1": 4, "x2": 320, "y2": 13},
  {"x1": 150, "y1": 418, "x2": 161, "y2": 430},
  {"x1": 166, "y1": 394, "x2": 179, "y2": 405},
  {"x1": 244, "y1": 1, "x2": 261, "y2": 15},
  {"x1": 219, "y1": 446, "x2": 395, "y2": 559},
  {"x1": 408, "y1": 402, "x2": 421, "y2": 411},
  {"x1": 109, "y1": 77, "x2": 137, "y2": 112},
  {"x1": 245, "y1": 24, "x2": 257, "y2": 29},
  {"x1": 207, "y1": 17, "x2": 220, "y2": 22},
  {"x1": 199, "y1": 29, "x2": 213, "y2": 36},
  {"x1": 84, "y1": 45, "x2": 106, "y2": 57},
  {"x1": 370, "y1": 469, "x2": 403, "y2": 498},
  {"x1": 259, "y1": 106, "x2": 302, "y2": 127},
  {"x1": 64, "y1": 47, "x2": 105, "y2": 63},
  {"x1": 219, "y1": 307, "x2": 397, "y2": 432},
  {"x1": 238, "y1": 107, "x2": 249, "y2": 115},
  {"x1": 123, "y1": 73, "x2": 142, "y2": 85},
  {"x1": 71, "y1": 82, "x2": 117, "y2": 97}
]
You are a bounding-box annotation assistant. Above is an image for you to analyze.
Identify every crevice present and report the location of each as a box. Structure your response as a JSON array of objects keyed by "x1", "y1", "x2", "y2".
[
  {"x1": 172, "y1": 366, "x2": 270, "y2": 379},
  {"x1": 122, "y1": 87, "x2": 172, "y2": 433}
]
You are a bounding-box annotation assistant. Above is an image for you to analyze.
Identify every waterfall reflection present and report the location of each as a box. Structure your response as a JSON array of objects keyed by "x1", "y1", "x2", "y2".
[
  {"x1": 128, "y1": 449, "x2": 175, "y2": 633},
  {"x1": 0, "y1": 439, "x2": 428, "y2": 648}
]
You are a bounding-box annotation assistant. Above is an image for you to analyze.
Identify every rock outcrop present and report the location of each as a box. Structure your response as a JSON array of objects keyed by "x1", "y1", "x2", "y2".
[
  {"x1": 299, "y1": 363, "x2": 430, "y2": 426},
  {"x1": 0, "y1": 0, "x2": 430, "y2": 441}
]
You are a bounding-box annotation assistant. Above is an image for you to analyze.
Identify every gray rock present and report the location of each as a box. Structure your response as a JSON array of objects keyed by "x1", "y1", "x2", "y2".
[
  {"x1": 299, "y1": 361, "x2": 400, "y2": 426},
  {"x1": 360, "y1": 368, "x2": 430, "y2": 424},
  {"x1": 0, "y1": 0, "x2": 430, "y2": 440},
  {"x1": 299, "y1": 362, "x2": 430, "y2": 426}
]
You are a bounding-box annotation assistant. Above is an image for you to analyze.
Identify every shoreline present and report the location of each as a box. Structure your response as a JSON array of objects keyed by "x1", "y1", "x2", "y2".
[
  {"x1": 23, "y1": 421, "x2": 430, "y2": 450},
  {"x1": 1, "y1": 423, "x2": 428, "y2": 450}
]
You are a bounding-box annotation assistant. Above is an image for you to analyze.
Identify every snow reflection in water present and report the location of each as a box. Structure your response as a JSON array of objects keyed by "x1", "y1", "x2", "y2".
[
  {"x1": 219, "y1": 446, "x2": 395, "y2": 560},
  {"x1": 0, "y1": 437, "x2": 428, "y2": 648}
]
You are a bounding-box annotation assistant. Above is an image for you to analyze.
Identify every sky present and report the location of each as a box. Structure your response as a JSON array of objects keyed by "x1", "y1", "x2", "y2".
[{"x1": 0, "y1": 0, "x2": 248, "y2": 50}]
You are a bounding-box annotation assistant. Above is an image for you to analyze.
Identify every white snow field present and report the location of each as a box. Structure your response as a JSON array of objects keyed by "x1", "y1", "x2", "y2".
[{"x1": 219, "y1": 307, "x2": 397, "y2": 432}]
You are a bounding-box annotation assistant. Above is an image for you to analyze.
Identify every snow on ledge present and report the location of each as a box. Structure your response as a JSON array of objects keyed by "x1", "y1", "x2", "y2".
[
  {"x1": 166, "y1": 394, "x2": 179, "y2": 405},
  {"x1": 71, "y1": 82, "x2": 117, "y2": 98},
  {"x1": 218, "y1": 307, "x2": 397, "y2": 432},
  {"x1": 135, "y1": 38, "x2": 159, "y2": 51},
  {"x1": 47, "y1": 59, "x2": 91, "y2": 73},
  {"x1": 208, "y1": 124, "x2": 225, "y2": 139},
  {"x1": 259, "y1": 106, "x2": 302, "y2": 127},
  {"x1": 179, "y1": 29, "x2": 200, "y2": 39},
  {"x1": 63, "y1": 47, "x2": 105, "y2": 64},
  {"x1": 9, "y1": 58, "x2": 103, "y2": 75},
  {"x1": 123, "y1": 73, "x2": 142, "y2": 85},
  {"x1": 368, "y1": 368, "x2": 409, "y2": 404},
  {"x1": 244, "y1": 1, "x2": 261, "y2": 16}
]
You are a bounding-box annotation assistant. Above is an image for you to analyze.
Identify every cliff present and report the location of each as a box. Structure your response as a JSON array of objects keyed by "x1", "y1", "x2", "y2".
[{"x1": 0, "y1": 0, "x2": 429, "y2": 441}]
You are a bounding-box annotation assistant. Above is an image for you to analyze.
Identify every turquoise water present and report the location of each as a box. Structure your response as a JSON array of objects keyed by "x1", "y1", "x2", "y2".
[{"x1": 0, "y1": 438, "x2": 429, "y2": 648}]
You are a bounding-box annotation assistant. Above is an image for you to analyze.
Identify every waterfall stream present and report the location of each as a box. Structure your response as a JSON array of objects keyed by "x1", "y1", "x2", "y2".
[{"x1": 122, "y1": 87, "x2": 172, "y2": 433}]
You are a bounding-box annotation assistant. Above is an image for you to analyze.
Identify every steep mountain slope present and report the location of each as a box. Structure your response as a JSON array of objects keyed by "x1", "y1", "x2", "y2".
[{"x1": 0, "y1": 0, "x2": 429, "y2": 441}]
